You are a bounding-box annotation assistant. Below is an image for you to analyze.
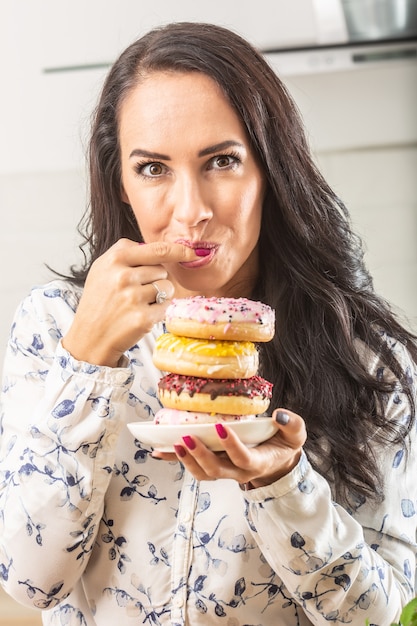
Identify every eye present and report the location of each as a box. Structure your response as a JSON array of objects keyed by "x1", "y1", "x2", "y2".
[
  {"x1": 210, "y1": 152, "x2": 241, "y2": 170},
  {"x1": 135, "y1": 161, "x2": 167, "y2": 177}
]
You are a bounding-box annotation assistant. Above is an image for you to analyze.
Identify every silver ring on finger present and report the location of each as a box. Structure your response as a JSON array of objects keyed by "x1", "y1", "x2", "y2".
[{"x1": 152, "y1": 282, "x2": 168, "y2": 305}]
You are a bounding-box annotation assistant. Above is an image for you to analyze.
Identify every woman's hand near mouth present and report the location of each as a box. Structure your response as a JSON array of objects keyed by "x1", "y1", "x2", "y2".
[{"x1": 62, "y1": 239, "x2": 197, "y2": 367}]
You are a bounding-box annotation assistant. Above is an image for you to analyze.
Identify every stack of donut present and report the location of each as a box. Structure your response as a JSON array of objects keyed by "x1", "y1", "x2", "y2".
[{"x1": 152, "y1": 296, "x2": 275, "y2": 425}]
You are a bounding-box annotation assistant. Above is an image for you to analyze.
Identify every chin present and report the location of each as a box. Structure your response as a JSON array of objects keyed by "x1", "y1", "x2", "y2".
[{"x1": 175, "y1": 280, "x2": 222, "y2": 298}]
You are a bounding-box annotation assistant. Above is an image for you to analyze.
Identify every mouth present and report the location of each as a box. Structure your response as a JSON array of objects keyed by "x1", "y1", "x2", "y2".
[{"x1": 176, "y1": 239, "x2": 218, "y2": 268}]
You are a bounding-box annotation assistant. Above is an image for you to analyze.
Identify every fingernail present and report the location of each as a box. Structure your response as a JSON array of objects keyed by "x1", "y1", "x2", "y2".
[
  {"x1": 275, "y1": 411, "x2": 290, "y2": 425},
  {"x1": 215, "y1": 423, "x2": 228, "y2": 439},
  {"x1": 174, "y1": 444, "x2": 186, "y2": 458},
  {"x1": 182, "y1": 435, "x2": 196, "y2": 450}
]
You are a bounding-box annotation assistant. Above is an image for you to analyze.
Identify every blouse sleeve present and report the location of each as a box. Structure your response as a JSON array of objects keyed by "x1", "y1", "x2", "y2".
[
  {"x1": 0, "y1": 285, "x2": 134, "y2": 610},
  {"x1": 243, "y1": 344, "x2": 417, "y2": 625}
]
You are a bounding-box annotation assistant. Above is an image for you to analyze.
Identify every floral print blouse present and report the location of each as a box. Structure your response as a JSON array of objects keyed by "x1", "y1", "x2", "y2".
[{"x1": 0, "y1": 280, "x2": 416, "y2": 626}]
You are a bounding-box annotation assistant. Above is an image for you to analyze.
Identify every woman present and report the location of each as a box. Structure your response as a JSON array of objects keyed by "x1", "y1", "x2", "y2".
[{"x1": 0, "y1": 21, "x2": 416, "y2": 625}]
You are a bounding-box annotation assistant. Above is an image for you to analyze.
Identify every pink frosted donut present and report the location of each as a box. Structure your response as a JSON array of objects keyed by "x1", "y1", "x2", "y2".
[
  {"x1": 154, "y1": 408, "x2": 256, "y2": 425},
  {"x1": 165, "y1": 296, "x2": 275, "y2": 342}
]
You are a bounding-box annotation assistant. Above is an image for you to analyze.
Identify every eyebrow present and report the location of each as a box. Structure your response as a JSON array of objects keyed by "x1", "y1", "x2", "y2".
[
  {"x1": 129, "y1": 148, "x2": 170, "y2": 160},
  {"x1": 129, "y1": 140, "x2": 245, "y2": 161},
  {"x1": 198, "y1": 140, "x2": 245, "y2": 157}
]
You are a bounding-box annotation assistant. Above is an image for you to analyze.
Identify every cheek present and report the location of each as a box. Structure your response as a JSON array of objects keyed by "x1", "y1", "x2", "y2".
[
  {"x1": 239, "y1": 181, "x2": 264, "y2": 228},
  {"x1": 132, "y1": 207, "x2": 165, "y2": 239},
  {"x1": 124, "y1": 186, "x2": 167, "y2": 237}
]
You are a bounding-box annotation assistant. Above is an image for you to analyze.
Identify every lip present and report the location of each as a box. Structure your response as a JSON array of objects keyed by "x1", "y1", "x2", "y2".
[{"x1": 176, "y1": 239, "x2": 218, "y2": 269}]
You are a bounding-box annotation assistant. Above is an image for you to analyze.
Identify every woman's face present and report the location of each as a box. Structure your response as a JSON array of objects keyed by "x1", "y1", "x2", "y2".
[{"x1": 119, "y1": 71, "x2": 265, "y2": 298}]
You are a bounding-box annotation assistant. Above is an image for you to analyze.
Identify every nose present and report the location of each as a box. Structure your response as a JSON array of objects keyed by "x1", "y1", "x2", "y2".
[{"x1": 171, "y1": 175, "x2": 212, "y2": 228}]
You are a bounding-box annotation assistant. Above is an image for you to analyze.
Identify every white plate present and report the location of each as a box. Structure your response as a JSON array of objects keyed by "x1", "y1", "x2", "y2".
[{"x1": 127, "y1": 417, "x2": 278, "y2": 452}]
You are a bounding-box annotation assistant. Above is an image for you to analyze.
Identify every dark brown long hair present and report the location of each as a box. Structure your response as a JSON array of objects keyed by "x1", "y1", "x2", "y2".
[{"x1": 70, "y1": 21, "x2": 417, "y2": 506}]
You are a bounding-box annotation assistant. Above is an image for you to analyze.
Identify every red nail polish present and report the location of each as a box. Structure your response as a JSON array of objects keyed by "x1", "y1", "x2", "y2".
[
  {"x1": 182, "y1": 435, "x2": 196, "y2": 450},
  {"x1": 215, "y1": 423, "x2": 227, "y2": 439},
  {"x1": 174, "y1": 444, "x2": 186, "y2": 458}
]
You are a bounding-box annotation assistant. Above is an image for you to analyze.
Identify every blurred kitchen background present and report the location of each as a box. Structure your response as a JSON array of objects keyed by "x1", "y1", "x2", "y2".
[{"x1": 0, "y1": 0, "x2": 416, "y2": 623}]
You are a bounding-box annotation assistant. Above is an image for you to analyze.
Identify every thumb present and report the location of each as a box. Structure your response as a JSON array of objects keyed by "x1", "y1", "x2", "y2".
[{"x1": 271, "y1": 408, "x2": 307, "y2": 448}]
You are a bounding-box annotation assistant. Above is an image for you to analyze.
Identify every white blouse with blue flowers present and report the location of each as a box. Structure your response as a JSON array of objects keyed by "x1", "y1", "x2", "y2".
[{"x1": 0, "y1": 280, "x2": 416, "y2": 626}]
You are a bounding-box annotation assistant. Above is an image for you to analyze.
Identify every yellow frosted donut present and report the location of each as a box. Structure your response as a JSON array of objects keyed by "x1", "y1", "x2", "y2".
[{"x1": 152, "y1": 332, "x2": 259, "y2": 379}]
